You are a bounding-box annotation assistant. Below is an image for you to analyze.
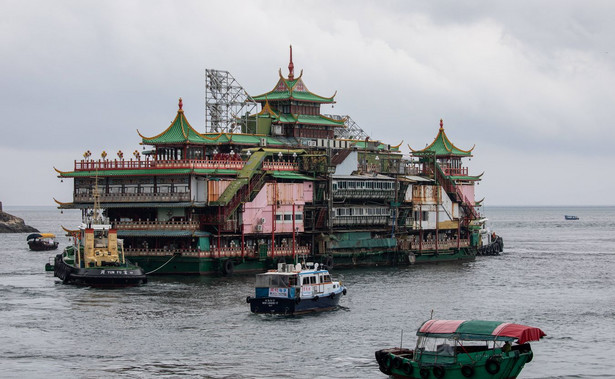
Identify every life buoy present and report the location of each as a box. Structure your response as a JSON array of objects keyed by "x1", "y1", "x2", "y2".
[
  {"x1": 433, "y1": 365, "x2": 445, "y2": 379},
  {"x1": 461, "y1": 364, "x2": 474, "y2": 377},
  {"x1": 485, "y1": 358, "x2": 500, "y2": 374},
  {"x1": 222, "y1": 259, "x2": 234, "y2": 276}
]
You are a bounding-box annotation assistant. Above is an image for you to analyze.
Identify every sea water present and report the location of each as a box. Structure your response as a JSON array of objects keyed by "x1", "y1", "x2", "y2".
[{"x1": 0, "y1": 206, "x2": 613, "y2": 378}]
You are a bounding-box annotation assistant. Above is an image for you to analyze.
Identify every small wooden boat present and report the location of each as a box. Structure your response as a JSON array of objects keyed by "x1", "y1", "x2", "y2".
[
  {"x1": 27, "y1": 233, "x2": 59, "y2": 251},
  {"x1": 375, "y1": 319, "x2": 545, "y2": 378},
  {"x1": 246, "y1": 262, "x2": 346, "y2": 315},
  {"x1": 564, "y1": 215, "x2": 579, "y2": 220}
]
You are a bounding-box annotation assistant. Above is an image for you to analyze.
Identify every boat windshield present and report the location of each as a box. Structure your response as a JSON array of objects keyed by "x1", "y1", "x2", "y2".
[{"x1": 255, "y1": 274, "x2": 296, "y2": 288}]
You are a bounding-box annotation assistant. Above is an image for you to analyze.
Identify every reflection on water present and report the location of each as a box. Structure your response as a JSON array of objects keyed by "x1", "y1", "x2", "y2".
[{"x1": 1, "y1": 206, "x2": 614, "y2": 378}]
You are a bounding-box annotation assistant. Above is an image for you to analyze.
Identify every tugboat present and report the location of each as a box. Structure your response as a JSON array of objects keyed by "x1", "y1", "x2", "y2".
[
  {"x1": 51, "y1": 180, "x2": 147, "y2": 287},
  {"x1": 246, "y1": 262, "x2": 347, "y2": 315},
  {"x1": 27, "y1": 233, "x2": 59, "y2": 251},
  {"x1": 375, "y1": 319, "x2": 546, "y2": 378}
]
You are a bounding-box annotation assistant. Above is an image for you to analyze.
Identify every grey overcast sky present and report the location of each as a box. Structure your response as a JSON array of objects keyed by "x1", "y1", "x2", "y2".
[{"x1": 1, "y1": 0, "x2": 614, "y2": 206}]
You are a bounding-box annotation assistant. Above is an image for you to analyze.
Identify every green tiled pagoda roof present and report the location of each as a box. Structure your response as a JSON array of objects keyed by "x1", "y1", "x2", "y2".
[
  {"x1": 352, "y1": 141, "x2": 401, "y2": 152},
  {"x1": 139, "y1": 106, "x2": 286, "y2": 146},
  {"x1": 262, "y1": 113, "x2": 344, "y2": 127},
  {"x1": 252, "y1": 72, "x2": 336, "y2": 104},
  {"x1": 139, "y1": 109, "x2": 211, "y2": 145},
  {"x1": 411, "y1": 121, "x2": 474, "y2": 157}
]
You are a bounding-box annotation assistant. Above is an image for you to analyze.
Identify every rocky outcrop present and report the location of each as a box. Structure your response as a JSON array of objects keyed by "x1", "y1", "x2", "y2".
[{"x1": 0, "y1": 211, "x2": 39, "y2": 233}]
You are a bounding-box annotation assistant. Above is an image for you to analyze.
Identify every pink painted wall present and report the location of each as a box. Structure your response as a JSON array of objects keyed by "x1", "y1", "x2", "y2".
[
  {"x1": 243, "y1": 182, "x2": 313, "y2": 234},
  {"x1": 458, "y1": 184, "x2": 475, "y2": 204}
]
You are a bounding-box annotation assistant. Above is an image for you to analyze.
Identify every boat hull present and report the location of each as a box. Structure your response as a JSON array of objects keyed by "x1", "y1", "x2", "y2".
[
  {"x1": 53, "y1": 254, "x2": 147, "y2": 288},
  {"x1": 28, "y1": 241, "x2": 59, "y2": 251},
  {"x1": 248, "y1": 289, "x2": 345, "y2": 315},
  {"x1": 375, "y1": 346, "x2": 534, "y2": 379}
]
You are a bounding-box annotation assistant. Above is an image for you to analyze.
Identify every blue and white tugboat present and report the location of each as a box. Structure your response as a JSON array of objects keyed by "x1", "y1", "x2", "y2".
[{"x1": 246, "y1": 262, "x2": 347, "y2": 315}]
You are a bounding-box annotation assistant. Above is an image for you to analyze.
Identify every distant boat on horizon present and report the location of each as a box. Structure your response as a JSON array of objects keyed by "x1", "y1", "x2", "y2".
[{"x1": 565, "y1": 215, "x2": 579, "y2": 220}]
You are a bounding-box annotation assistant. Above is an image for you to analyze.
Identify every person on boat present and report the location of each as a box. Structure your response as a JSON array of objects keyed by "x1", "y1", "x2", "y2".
[{"x1": 502, "y1": 341, "x2": 511, "y2": 353}]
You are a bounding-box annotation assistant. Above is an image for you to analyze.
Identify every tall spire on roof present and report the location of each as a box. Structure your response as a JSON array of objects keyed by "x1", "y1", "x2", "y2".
[{"x1": 288, "y1": 45, "x2": 294, "y2": 80}]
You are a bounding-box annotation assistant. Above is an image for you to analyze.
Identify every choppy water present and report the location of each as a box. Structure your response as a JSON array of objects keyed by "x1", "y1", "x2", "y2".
[{"x1": 1, "y1": 206, "x2": 614, "y2": 378}]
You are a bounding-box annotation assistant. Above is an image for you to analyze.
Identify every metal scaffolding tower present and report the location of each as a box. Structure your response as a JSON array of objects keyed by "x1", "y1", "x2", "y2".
[
  {"x1": 325, "y1": 114, "x2": 370, "y2": 140},
  {"x1": 205, "y1": 69, "x2": 258, "y2": 133}
]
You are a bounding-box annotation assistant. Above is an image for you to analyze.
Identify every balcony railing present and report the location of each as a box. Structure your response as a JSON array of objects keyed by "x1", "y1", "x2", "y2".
[
  {"x1": 115, "y1": 220, "x2": 199, "y2": 230},
  {"x1": 261, "y1": 161, "x2": 299, "y2": 171},
  {"x1": 74, "y1": 191, "x2": 191, "y2": 203},
  {"x1": 74, "y1": 158, "x2": 246, "y2": 172},
  {"x1": 124, "y1": 245, "x2": 310, "y2": 258}
]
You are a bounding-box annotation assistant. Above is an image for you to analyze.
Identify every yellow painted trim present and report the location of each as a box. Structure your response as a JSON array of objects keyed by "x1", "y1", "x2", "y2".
[{"x1": 53, "y1": 166, "x2": 70, "y2": 175}]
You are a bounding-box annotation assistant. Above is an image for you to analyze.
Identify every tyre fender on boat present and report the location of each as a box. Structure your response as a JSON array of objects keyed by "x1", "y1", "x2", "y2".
[
  {"x1": 485, "y1": 358, "x2": 500, "y2": 374},
  {"x1": 329, "y1": 293, "x2": 335, "y2": 299},
  {"x1": 461, "y1": 364, "x2": 474, "y2": 377},
  {"x1": 222, "y1": 259, "x2": 234, "y2": 276},
  {"x1": 526, "y1": 350, "x2": 533, "y2": 362},
  {"x1": 342, "y1": 288, "x2": 347, "y2": 295},
  {"x1": 401, "y1": 361, "x2": 413, "y2": 375},
  {"x1": 433, "y1": 365, "x2": 445, "y2": 379},
  {"x1": 312, "y1": 296, "x2": 319, "y2": 301},
  {"x1": 325, "y1": 256, "x2": 334, "y2": 268},
  {"x1": 392, "y1": 356, "x2": 403, "y2": 369},
  {"x1": 419, "y1": 367, "x2": 430, "y2": 379},
  {"x1": 246, "y1": 296, "x2": 251, "y2": 304}
]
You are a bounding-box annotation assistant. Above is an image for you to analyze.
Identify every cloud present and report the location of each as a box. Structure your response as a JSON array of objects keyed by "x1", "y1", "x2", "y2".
[{"x1": 1, "y1": 0, "x2": 613, "y2": 205}]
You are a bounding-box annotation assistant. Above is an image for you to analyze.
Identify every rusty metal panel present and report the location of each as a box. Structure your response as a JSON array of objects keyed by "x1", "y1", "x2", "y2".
[{"x1": 207, "y1": 180, "x2": 231, "y2": 202}]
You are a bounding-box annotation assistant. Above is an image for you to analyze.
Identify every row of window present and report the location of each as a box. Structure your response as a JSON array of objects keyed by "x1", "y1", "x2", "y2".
[
  {"x1": 333, "y1": 207, "x2": 391, "y2": 217},
  {"x1": 332, "y1": 180, "x2": 395, "y2": 191},
  {"x1": 274, "y1": 213, "x2": 304, "y2": 222}
]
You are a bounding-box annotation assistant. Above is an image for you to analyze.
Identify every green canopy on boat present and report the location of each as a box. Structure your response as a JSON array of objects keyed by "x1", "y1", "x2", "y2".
[{"x1": 417, "y1": 319, "x2": 546, "y2": 344}]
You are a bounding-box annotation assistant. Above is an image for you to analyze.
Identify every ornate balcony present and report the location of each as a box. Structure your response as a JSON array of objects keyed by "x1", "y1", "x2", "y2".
[
  {"x1": 74, "y1": 158, "x2": 246, "y2": 172},
  {"x1": 74, "y1": 191, "x2": 191, "y2": 203}
]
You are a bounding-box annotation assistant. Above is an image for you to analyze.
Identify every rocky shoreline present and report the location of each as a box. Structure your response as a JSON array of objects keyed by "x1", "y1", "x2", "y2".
[{"x1": 0, "y1": 210, "x2": 39, "y2": 233}]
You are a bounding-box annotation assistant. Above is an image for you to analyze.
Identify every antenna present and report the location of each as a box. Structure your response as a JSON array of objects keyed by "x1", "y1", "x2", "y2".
[{"x1": 400, "y1": 329, "x2": 404, "y2": 349}]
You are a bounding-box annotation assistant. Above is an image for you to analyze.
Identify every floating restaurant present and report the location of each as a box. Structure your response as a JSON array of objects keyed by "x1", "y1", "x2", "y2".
[{"x1": 54, "y1": 48, "x2": 497, "y2": 275}]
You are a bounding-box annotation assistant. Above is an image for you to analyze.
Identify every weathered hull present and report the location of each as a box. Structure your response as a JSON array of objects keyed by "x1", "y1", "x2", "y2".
[
  {"x1": 28, "y1": 241, "x2": 59, "y2": 251},
  {"x1": 128, "y1": 255, "x2": 285, "y2": 276},
  {"x1": 248, "y1": 290, "x2": 345, "y2": 315},
  {"x1": 375, "y1": 346, "x2": 534, "y2": 379},
  {"x1": 53, "y1": 254, "x2": 147, "y2": 288},
  {"x1": 320, "y1": 247, "x2": 476, "y2": 269}
]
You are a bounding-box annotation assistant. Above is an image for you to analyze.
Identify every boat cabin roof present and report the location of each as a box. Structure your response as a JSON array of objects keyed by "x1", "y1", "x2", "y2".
[
  {"x1": 27, "y1": 233, "x2": 55, "y2": 240},
  {"x1": 417, "y1": 319, "x2": 546, "y2": 344}
]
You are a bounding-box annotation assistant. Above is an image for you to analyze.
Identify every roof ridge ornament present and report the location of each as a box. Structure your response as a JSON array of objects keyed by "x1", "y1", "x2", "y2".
[
  {"x1": 440, "y1": 118, "x2": 444, "y2": 130},
  {"x1": 288, "y1": 45, "x2": 294, "y2": 80},
  {"x1": 178, "y1": 97, "x2": 183, "y2": 112}
]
